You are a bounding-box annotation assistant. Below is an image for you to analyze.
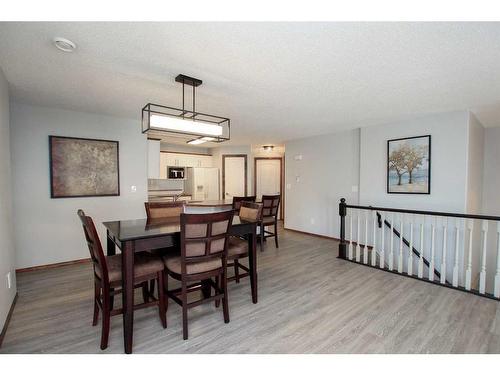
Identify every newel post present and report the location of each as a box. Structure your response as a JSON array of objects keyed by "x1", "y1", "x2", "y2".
[{"x1": 338, "y1": 198, "x2": 347, "y2": 259}]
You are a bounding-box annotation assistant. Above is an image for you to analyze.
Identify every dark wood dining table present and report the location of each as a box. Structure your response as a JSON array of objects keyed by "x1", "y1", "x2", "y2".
[{"x1": 102, "y1": 206, "x2": 258, "y2": 354}]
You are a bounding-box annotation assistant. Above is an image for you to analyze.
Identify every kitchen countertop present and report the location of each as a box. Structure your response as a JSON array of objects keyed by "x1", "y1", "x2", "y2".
[{"x1": 187, "y1": 199, "x2": 233, "y2": 207}]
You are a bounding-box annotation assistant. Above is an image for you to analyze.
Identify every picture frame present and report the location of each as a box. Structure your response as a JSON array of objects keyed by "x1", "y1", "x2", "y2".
[
  {"x1": 387, "y1": 135, "x2": 431, "y2": 195},
  {"x1": 49, "y1": 135, "x2": 120, "y2": 198}
]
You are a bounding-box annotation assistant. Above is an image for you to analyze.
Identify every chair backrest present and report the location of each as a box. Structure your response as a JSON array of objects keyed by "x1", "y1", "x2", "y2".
[
  {"x1": 232, "y1": 196, "x2": 256, "y2": 211},
  {"x1": 180, "y1": 210, "x2": 234, "y2": 273},
  {"x1": 239, "y1": 201, "x2": 263, "y2": 221},
  {"x1": 261, "y1": 194, "x2": 281, "y2": 218},
  {"x1": 77, "y1": 209, "x2": 109, "y2": 283},
  {"x1": 145, "y1": 201, "x2": 186, "y2": 219}
]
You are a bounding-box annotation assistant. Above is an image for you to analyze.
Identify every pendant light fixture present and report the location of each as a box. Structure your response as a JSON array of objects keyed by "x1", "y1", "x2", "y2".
[{"x1": 142, "y1": 74, "x2": 230, "y2": 144}]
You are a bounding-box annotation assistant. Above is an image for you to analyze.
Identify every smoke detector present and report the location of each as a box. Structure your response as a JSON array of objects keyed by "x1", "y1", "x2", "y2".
[{"x1": 53, "y1": 37, "x2": 76, "y2": 52}]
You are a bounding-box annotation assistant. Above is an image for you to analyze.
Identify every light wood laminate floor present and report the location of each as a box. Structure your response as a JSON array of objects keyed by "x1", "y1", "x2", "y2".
[{"x1": 2, "y1": 226, "x2": 500, "y2": 354}]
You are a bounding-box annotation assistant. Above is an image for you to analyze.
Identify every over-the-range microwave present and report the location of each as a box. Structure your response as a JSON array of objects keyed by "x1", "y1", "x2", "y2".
[{"x1": 167, "y1": 166, "x2": 186, "y2": 179}]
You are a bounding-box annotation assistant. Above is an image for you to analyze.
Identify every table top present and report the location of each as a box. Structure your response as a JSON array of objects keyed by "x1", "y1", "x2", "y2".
[{"x1": 103, "y1": 207, "x2": 257, "y2": 241}]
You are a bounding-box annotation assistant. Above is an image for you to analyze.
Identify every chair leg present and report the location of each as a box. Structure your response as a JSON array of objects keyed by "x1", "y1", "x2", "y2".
[
  {"x1": 142, "y1": 281, "x2": 149, "y2": 303},
  {"x1": 259, "y1": 230, "x2": 264, "y2": 252},
  {"x1": 234, "y1": 259, "x2": 240, "y2": 283},
  {"x1": 222, "y1": 270, "x2": 230, "y2": 324},
  {"x1": 215, "y1": 276, "x2": 220, "y2": 308},
  {"x1": 157, "y1": 272, "x2": 167, "y2": 329},
  {"x1": 261, "y1": 223, "x2": 266, "y2": 251},
  {"x1": 149, "y1": 279, "x2": 156, "y2": 299},
  {"x1": 181, "y1": 280, "x2": 188, "y2": 340},
  {"x1": 92, "y1": 283, "x2": 99, "y2": 326},
  {"x1": 274, "y1": 221, "x2": 279, "y2": 248},
  {"x1": 100, "y1": 286, "x2": 111, "y2": 350}
]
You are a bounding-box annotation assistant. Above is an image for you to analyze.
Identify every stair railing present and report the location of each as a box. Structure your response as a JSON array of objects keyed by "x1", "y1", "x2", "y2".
[
  {"x1": 375, "y1": 211, "x2": 443, "y2": 282},
  {"x1": 338, "y1": 198, "x2": 500, "y2": 301}
]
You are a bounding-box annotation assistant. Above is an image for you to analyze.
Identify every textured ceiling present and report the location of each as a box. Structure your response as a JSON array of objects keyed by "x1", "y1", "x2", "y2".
[{"x1": 1, "y1": 22, "x2": 500, "y2": 145}]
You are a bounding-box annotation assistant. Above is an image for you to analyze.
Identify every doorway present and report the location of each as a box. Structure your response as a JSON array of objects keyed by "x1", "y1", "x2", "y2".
[
  {"x1": 222, "y1": 154, "x2": 247, "y2": 200},
  {"x1": 254, "y1": 157, "x2": 284, "y2": 219}
]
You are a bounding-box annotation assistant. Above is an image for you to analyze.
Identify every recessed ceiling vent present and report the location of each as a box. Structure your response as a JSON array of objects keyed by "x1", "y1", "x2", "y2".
[{"x1": 53, "y1": 37, "x2": 77, "y2": 52}]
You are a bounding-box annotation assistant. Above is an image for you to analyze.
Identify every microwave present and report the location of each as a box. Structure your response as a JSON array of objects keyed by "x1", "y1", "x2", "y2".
[{"x1": 167, "y1": 166, "x2": 186, "y2": 179}]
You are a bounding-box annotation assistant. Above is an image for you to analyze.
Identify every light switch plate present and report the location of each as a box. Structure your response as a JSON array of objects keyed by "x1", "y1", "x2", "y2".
[
  {"x1": 286, "y1": 183, "x2": 291, "y2": 190},
  {"x1": 6, "y1": 272, "x2": 11, "y2": 289},
  {"x1": 131, "y1": 185, "x2": 137, "y2": 193},
  {"x1": 351, "y1": 185, "x2": 359, "y2": 193}
]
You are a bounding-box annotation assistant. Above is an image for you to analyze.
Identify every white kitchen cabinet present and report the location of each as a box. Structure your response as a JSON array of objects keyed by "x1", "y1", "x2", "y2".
[
  {"x1": 147, "y1": 140, "x2": 161, "y2": 179},
  {"x1": 161, "y1": 152, "x2": 213, "y2": 168}
]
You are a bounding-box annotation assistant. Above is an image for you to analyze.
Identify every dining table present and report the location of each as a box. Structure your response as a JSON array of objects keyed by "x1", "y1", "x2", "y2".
[{"x1": 102, "y1": 206, "x2": 258, "y2": 354}]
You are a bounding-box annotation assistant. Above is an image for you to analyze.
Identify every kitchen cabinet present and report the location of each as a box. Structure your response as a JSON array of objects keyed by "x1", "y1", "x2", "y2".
[
  {"x1": 162, "y1": 153, "x2": 213, "y2": 168},
  {"x1": 149, "y1": 147, "x2": 214, "y2": 179}
]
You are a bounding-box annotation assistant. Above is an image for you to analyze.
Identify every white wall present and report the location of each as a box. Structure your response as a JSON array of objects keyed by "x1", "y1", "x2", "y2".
[
  {"x1": 482, "y1": 127, "x2": 500, "y2": 216},
  {"x1": 481, "y1": 127, "x2": 500, "y2": 293},
  {"x1": 465, "y1": 112, "x2": 484, "y2": 214},
  {"x1": 0, "y1": 67, "x2": 16, "y2": 331},
  {"x1": 10, "y1": 103, "x2": 148, "y2": 269},
  {"x1": 284, "y1": 129, "x2": 360, "y2": 237},
  {"x1": 359, "y1": 111, "x2": 470, "y2": 212}
]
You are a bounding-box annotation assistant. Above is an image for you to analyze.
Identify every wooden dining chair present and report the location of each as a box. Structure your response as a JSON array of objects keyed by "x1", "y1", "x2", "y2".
[
  {"x1": 260, "y1": 194, "x2": 281, "y2": 249},
  {"x1": 163, "y1": 210, "x2": 234, "y2": 340},
  {"x1": 145, "y1": 201, "x2": 186, "y2": 219},
  {"x1": 227, "y1": 201, "x2": 262, "y2": 285},
  {"x1": 232, "y1": 196, "x2": 256, "y2": 213},
  {"x1": 77, "y1": 209, "x2": 166, "y2": 350}
]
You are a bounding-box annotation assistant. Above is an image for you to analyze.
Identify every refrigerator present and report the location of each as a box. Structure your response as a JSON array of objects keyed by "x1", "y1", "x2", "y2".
[{"x1": 184, "y1": 167, "x2": 220, "y2": 201}]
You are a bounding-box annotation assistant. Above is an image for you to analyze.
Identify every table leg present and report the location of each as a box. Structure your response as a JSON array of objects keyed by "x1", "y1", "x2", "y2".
[
  {"x1": 106, "y1": 230, "x2": 116, "y2": 256},
  {"x1": 122, "y1": 241, "x2": 135, "y2": 354},
  {"x1": 248, "y1": 225, "x2": 258, "y2": 304},
  {"x1": 106, "y1": 230, "x2": 116, "y2": 309},
  {"x1": 201, "y1": 279, "x2": 211, "y2": 298}
]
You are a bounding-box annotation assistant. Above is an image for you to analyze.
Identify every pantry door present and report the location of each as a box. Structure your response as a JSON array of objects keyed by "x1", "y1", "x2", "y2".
[
  {"x1": 254, "y1": 157, "x2": 283, "y2": 219},
  {"x1": 222, "y1": 154, "x2": 247, "y2": 200}
]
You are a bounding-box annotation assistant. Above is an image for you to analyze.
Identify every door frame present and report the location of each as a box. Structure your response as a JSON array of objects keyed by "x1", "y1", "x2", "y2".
[
  {"x1": 222, "y1": 154, "x2": 248, "y2": 199},
  {"x1": 254, "y1": 157, "x2": 284, "y2": 219}
]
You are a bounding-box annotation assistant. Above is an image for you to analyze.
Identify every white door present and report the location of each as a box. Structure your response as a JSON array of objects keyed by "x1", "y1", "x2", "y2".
[
  {"x1": 223, "y1": 155, "x2": 246, "y2": 200},
  {"x1": 255, "y1": 158, "x2": 282, "y2": 218}
]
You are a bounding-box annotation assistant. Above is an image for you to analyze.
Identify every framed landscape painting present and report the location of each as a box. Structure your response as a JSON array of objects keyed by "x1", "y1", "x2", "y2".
[
  {"x1": 387, "y1": 135, "x2": 431, "y2": 194},
  {"x1": 49, "y1": 136, "x2": 120, "y2": 198}
]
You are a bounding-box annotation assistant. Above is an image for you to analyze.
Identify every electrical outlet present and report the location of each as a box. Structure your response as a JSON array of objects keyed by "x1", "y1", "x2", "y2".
[
  {"x1": 6, "y1": 272, "x2": 11, "y2": 289},
  {"x1": 310, "y1": 218, "x2": 315, "y2": 225},
  {"x1": 286, "y1": 183, "x2": 291, "y2": 190}
]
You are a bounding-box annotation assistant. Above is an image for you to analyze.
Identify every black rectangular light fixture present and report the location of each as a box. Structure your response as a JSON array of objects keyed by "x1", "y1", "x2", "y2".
[{"x1": 142, "y1": 74, "x2": 230, "y2": 143}]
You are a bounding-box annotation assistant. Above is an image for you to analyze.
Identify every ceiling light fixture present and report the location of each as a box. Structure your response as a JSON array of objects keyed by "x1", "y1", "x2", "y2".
[
  {"x1": 187, "y1": 139, "x2": 207, "y2": 145},
  {"x1": 263, "y1": 145, "x2": 274, "y2": 152},
  {"x1": 53, "y1": 37, "x2": 77, "y2": 52},
  {"x1": 142, "y1": 74, "x2": 230, "y2": 143}
]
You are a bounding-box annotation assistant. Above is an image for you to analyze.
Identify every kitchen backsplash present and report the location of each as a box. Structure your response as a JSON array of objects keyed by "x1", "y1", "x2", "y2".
[{"x1": 148, "y1": 178, "x2": 184, "y2": 191}]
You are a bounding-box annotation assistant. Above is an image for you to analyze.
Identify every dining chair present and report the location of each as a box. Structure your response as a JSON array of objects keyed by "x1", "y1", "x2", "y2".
[
  {"x1": 145, "y1": 201, "x2": 186, "y2": 219},
  {"x1": 163, "y1": 210, "x2": 234, "y2": 340},
  {"x1": 260, "y1": 194, "x2": 281, "y2": 249},
  {"x1": 144, "y1": 201, "x2": 186, "y2": 294},
  {"x1": 227, "y1": 201, "x2": 262, "y2": 285},
  {"x1": 232, "y1": 196, "x2": 256, "y2": 213},
  {"x1": 77, "y1": 209, "x2": 166, "y2": 350}
]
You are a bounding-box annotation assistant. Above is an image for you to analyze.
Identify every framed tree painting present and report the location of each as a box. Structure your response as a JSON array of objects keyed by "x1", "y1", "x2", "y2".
[
  {"x1": 387, "y1": 135, "x2": 431, "y2": 194},
  {"x1": 49, "y1": 136, "x2": 120, "y2": 198}
]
